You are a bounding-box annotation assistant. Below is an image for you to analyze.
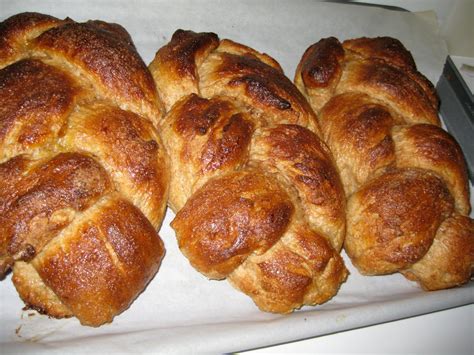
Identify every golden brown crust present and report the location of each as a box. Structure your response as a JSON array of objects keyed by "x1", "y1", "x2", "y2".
[
  {"x1": 152, "y1": 29, "x2": 319, "y2": 132},
  {"x1": 402, "y1": 215, "x2": 474, "y2": 290},
  {"x1": 0, "y1": 12, "x2": 168, "y2": 326},
  {"x1": 250, "y1": 125, "x2": 345, "y2": 250},
  {"x1": 60, "y1": 103, "x2": 169, "y2": 228},
  {"x1": 161, "y1": 94, "x2": 254, "y2": 211},
  {"x1": 342, "y1": 37, "x2": 438, "y2": 110},
  {"x1": 33, "y1": 21, "x2": 162, "y2": 122},
  {"x1": 294, "y1": 37, "x2": 344, "y2": 113},
  {"x1": 228, "y1": 225, "x2": 347, "y2": 313},
  {"x1": 172, "y1": 170, "x2": 294, "y2": 279},
  {"x1": 85, "y1": 20, "x2": 135, "y2": 48},
  {"x1": 216, "y1": 39, "x2": 284, "y2": 72},
  {"x1": 299, "y1": 37, "x2": 344, "y2": 89},
  {"x1": 0, "y1": 153, "x2": 111, "y2": 264},
  {"x1": 199, "y1": 49, "x2": 319, "y2": 131},
  {"x1": 343, "y1": 37, "x2": 417, "y2": 71},
  {"x1": 0, "y1": 12, "x2": 67, "y2": 67},
  {"x1": 346, "y1": 169, "x2": 454, "y2": 274},
  {"x1": 32, "y1": 196, "x2": 164, "y2": 326},
  {"x1": 0, "y1": 59, "x2": 79, "y2": 160},
  {"x1": 297, "y1": 36, "x2": 473, "y2": 290},
  {"x1": 392, "y1": 124, "x2": 470, "y2": 214},
  {"x1": 149, "y1": 30, "x2": 219, "y2": 111},
  {"x1": 152, "y1": 30, "x2": 347, "y2": 313},
  {"x1": 319, "y1": 92, "x2": 398, "y2": 195},
  {"x1": 12, "y1": 261, "x2": 73, "y2": 318},
  {"x1": 337, "y1": 59, "x2": 439, "y2": 125}
]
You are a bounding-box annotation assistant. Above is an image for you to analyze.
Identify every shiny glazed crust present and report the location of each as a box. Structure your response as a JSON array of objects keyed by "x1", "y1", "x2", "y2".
[
  {"x1": 149, "y1": 30, "x2": 348, "y2": 313},
  {"x1": 295, "y1": 36, "x2": 473, "y2": 290},
  {"x1": 0, "y1": 13, "x2": 169, "y2": 326}
]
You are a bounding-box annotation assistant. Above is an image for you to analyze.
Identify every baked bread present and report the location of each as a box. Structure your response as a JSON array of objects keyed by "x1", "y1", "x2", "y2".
[
  {"x1": 0, "y1": 13, "x2": 169, "y2": 326},
  {"x1": 149, "y1": 30, "x2": 347, "y2": 312},
  {"x1": 295, "y1": 36, "x2": 473, "y2": 290}
]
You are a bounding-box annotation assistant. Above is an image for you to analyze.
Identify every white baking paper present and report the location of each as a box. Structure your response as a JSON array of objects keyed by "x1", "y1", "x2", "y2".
[{"x1": 0, "y1": 1, "x2": 472, "y2": 353}]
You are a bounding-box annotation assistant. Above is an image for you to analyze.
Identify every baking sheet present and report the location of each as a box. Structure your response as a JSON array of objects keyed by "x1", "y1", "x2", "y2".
[{"x1": 0, "y1": 0, "x2": 472, "y2": 353}]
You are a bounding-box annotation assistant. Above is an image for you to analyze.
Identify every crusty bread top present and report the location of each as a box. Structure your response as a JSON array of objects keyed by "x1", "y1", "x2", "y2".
[
  {"x1": 149, "y1": 30, "x2": 347, "y2": 313},
  {"x1": 295, "y1": 36, "x2": 473, "y2": 291},
  {"x1": 0, "y1": 12, "x2": 168, "y2": 326}
]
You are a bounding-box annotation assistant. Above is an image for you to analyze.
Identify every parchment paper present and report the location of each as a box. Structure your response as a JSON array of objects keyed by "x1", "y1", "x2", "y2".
[{"x1": 1, "y1": 1, "x2": 472, "y2": 353}]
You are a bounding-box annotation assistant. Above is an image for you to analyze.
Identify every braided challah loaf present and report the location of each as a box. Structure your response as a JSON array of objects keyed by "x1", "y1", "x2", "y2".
[
  {"x1": 149, "y1": 30, "x2": 347, "y2": 312},
  {"x1": 0, "y1": 13, "x2": 169, "y2": 326},
  {"x1": 295, "y1": 37, "x2": 473, "y2": 290}
]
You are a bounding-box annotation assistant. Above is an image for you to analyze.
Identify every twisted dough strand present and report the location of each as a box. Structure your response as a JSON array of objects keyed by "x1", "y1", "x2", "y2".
[
  {"x1": 0, "y1": 13, "x2": 169, "y2": 326},
  {"x1": 150, "y1": 30, "x2": 347, "y2": 312},
  {"x1": 295, "y1": 37, "x2": 473, "y2": 290}
]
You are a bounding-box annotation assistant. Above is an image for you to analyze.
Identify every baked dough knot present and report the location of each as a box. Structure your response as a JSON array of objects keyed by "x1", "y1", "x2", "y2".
[
  {"x1": 295, "y1": 36, "x2": 474, "y2": 290},
  {"x1": 0, "y1": 12, "x2": 169, "y2": 326},
  {"x1": 149, "y1": 30, "x2": 348, "y2": 313}
]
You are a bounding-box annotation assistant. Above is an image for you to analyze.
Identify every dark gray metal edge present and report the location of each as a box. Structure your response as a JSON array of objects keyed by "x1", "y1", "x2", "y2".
[{"x1": 437, "y1": 56, "x2": 474, "y2": 182}]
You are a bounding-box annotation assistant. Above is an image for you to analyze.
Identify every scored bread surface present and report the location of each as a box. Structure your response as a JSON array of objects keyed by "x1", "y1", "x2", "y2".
[{"x1": 0, "y1": 12, "x2": 169, "y2": 326}]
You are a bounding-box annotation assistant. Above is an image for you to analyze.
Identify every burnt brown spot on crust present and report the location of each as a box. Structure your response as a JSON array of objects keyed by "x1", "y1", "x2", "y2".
[
  {"x1": 0, "y1": 153, "x2": 111, "y2": 262},
  {"x1": 220, "y1": 52, "x2": 309, "y2": 112},
  {"x1": 201, "y1": 113, "x2": 254, "y2": 173},
  {"x1": 162, "y1": 30, "x2": 219, "y2": 80},
  {"x1": 172, "y1": 171, "x2": 294, "y2": 278},
  {"x1": 34, "y1": 22, "x2": 157, "y2": 111},
  {"x1": 300, "y1": 37, "x2": 344, "y2": 88},
  {"x1": 343, "y1": 37, "x2": 416, "y2": 71},
  {"x1": 0, "y1": 59, "x2": 77, "y2": 148},
  {"x1": 19, "y1": 244, "x2": 36, "y2": 261},
  {"x1": 174, "y1": 94, "x2": 233, "y2": 137},
  {"x1": 229, "y1": 75, "x2": 291, "y2": 110}
]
